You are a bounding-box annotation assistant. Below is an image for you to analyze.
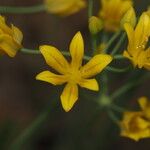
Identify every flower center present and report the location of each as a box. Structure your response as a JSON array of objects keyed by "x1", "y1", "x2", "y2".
[{"x1": 66, "y1": 69, "x2": 81, "y2": 84}]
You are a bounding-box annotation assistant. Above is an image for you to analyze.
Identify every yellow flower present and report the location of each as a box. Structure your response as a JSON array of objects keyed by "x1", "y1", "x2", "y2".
[
  {"x1": 123, "y1": 12, "x2": 150, "y2": 69},
  {"x1": 44, "y1": 0, "x2": 86, "y2": 16},
  {"x1": 99, "y1": 0, "x2": 133, "y2": 32},
  {"x1": 0, "y1": 15, "x2": 23, "y2": 57},
  {"x1": 36, "y1": 32, "x2": 112, "y2": 112},
  {"x1": 120, "y1": 97, "x2": 150, "y2": 141}
]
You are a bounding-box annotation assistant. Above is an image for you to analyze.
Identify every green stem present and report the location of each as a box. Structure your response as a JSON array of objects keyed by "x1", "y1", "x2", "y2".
[
  {"x1": 107, "y1": 110, "x2": 119, "y2": 125},
  {"x1": 103, "y1": 30, "x2": 121, "y2": 53},
  {"x1": 88, "y1": 0, "x2": 93, "y2": 18},
  {"x1": 92, "y1": 34, "x2": 97, "y2": 55},
  {"x1": 113, "y1": 55, "x2": 125, "y2": 60},
  {"x1": 110, "y1": 104, "x2": 126, "y2": 113},
  {"x1": 21, "y1": 48, "x2": 125, "y2": 62},
  {"x1": 0, "y1": 4, "x2": 45, "y2": 14},
  {"x1": 111, "y1": 32, "x2": 126, "y2": 55},
  {"x1": 111, "y1": 73, "x2": 150, "y2": 101},
  {"x1": 88, "y1": 0, "x2": 97, "y2": 54},
  {"x1": 20, "y1": 48, "x2": 91, "y2": 61},
  {"x1": 9, "y1": 104, "x2": 57, "y2": 150},
  {"x1": 106, "y1": 66, "x2": 131, "y2": 73},
  {"x1": 21, "y1": 48, "x2": 40, "y2": 54}
]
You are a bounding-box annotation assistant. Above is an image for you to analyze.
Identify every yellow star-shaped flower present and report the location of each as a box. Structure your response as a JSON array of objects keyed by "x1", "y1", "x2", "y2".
[
  {"x1": 120, "y1": 97, "x2": 150, "y2": 141},
  {"x1": 36, "y1": 32, "x2": 112, "y2": 112},
  {"x1": 99, "y1": 0, "x2": 133, "y2": 31},
  {"x1": 123, "y1": 12, "x2": 150, "y2": 69}
]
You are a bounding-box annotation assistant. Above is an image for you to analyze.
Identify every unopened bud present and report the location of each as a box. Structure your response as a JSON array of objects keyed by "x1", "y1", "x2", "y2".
[{"x1": 89, "y1": 16, "x2": 103, "y2": 34}]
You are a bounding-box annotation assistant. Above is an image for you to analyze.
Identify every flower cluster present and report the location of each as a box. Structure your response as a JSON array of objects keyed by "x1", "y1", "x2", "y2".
[
  {"x1": 123, "y1": 12, "x2": 150, "y2": 69},
  {"x1": 0, "y1": 0, "x2": 150, "y2": 144}
]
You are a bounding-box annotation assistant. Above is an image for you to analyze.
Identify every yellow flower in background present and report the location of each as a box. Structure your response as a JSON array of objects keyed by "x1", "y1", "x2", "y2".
[
  {"x1": 44, "y1": 0, "x2": 86, "y2": 16},
  {"x1": 123, "y1": 12, "x2": 150, "y2": 69},
  {"x1": 120, "y1": 97, "x2": 150, "y2": 141},
  {"x1": 0, "y1": 15, "x2": 23, "y2": 57},
  {"x1": 121, "y1": 6, "x2": 136, "y2": 29},
  {"x1": 36, "y1": 32, "x2": 112, "y2": 112},
  {"x1": 99, "y1": 0, "x2": 133, "y2": 32}
]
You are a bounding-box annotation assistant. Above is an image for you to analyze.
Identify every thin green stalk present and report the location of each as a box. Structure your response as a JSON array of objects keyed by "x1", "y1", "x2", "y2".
[
  {"x1": 88, "y1": 0, "x2": 97, "y2": 54},
  {"x1": 20, "y1": 48, "x2": 91, "y2": 61},
  {"x1": 92, "y1": 34, "x2": 97, "y2": 54},
  {"x1": 106, "y1": 66, "x2": 131, "y2": 73},
  {"x1": 88, "y1": 0, "x2": 93, "y2": 18},
  {"x1": 9, "y1": 100, "x2": 59, "y2": 150},
  {"x1": 0, "y1": 4, "x2": 46, "y2": 14},
  {"x1": 103, "y1": 30, "x2": 121, "y2": 53},
  {"x1": 21, "y1": 48, "x2": 40, "y2": 54},
  {"x1": 110, "y1": 104, "x2": 126, "y2": 113},
  {"x1": 111, "y1": 73, "x2": 150, "y2": 101},
  {"x1": 111, "y1": 32, "x2": 126, "y2": 55},
  {"x1": 107, "y1": 110, "x2": 119, "y2": 125},
  {"x1": 113, "y1": 55, "x2": 125, "y2": 60},
  {"x1": 21, "y1": 48, "x2": 125, "y2": 62}
]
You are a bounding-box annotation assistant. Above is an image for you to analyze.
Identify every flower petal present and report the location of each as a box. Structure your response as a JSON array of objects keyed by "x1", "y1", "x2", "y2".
[
  {"x1": 12, "y1": 24, "x2": 23, "y2": 44},
  {"x1": 40, "y1": 45, "x2": 69, "y2": 74},
  {"x1": 124, "y1": 23, "x2": 134, "y2": 47},
  {"x1": 80, "y1": 54, "x2": 112, "y2": 78},
  {"x1": 79, "y1": 78, "x2": 99, "y2": 91},
  {"x1": 0, "y1": 34, "x2": 22, "y2": 57},
  {"x1": 60, "y1": 83, "x2": 78, "y2": 112},
  {"x1": 36, "y1": 70, "x2": 67, "y2": 85},
  {"x1": 134, "y1": 13, "x2": 150, "y2": 48},
  {"x1": 69, "y1": 32, "x2": 84, "y2": 69}
]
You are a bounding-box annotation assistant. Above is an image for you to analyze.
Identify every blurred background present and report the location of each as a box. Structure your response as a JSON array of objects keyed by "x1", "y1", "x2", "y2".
[{"x1": 0, "y1": 0, "x2": 150, "y2": 150}]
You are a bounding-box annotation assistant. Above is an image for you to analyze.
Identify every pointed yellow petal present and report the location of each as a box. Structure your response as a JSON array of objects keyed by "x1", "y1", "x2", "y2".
[
  {"x1": 134, "y1": 13, "x2": 150, "y2": 48},
  {"x1": 80, "y1": 54, "x2": 112, "y2": 78},
  {"x1": 0, "y1": 34, "x2": 22, "y2": 57},
  {"x1": 69, "y1": 32, "x2": 84, "y2": 69},
  {"x1": 36, "y1": 71, "x2": 67, "y2": 85},
  {"x1": 60, "y1": 83, "x2": 78, "y2": 112},
  {"x1": 11, "y1": 24, "x2": 23, "y2": 44},
  {"x1": 0, "y1": 15, "x2": 12, "y2": 35},
  {"x1": 40, "y1": 45, "x2": 69, "y2": 74},
  {"x1": 124, "y1": 23, "x2": 134, "y2": 46},
  {"x1": 79, "y1": 78, "x2": 99, "y2": 91}
]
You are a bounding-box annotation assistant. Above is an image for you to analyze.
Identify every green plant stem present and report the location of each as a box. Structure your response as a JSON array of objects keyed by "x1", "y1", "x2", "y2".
[
  {"x1": 91, "y1": 34, "x2": 97, "y2": 54},
  {"x1": 113, "y1": 55, "x2": 125, "y2": 60},
  {"x1": 103, "y1": 30, "x2": 121, "y2": 53},
  {"x1": 111, "y1": 73, "x2": 150, "y2": 101},
  {"x1": 20, "y1": 48, "x2": 91, "y2": 61},
  {"x1": 88, "y1": 0, "x2": 93, "y2": 18},
  {"x1": 111, "y1": 32, "x2": 126, "y2": 55},
  {"x1": 9, "y1": 106, "x2": 55, "y2": 150},
  {"x1": 110, "y1": 104, "x2": 126, "y2": 113},
  {"x1": 88, "y1": 0, "x2": 97, "y2": 54},
  {"x1": 107, "y1": 110, "x2": 119, "y2": 125},
  {"x1": 0, "y1": 4, "x2": 46, "y2": 14},
  {"x1": 106, "y1": 66, "x2": 131, "y2": 73},
  {"x1": 21, "y1": 48, "x2": 125, "y2": 62}
]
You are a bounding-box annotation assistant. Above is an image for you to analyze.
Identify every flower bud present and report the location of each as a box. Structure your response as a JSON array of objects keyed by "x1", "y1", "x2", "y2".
[{"x1": 89, "y1": 16, "x2": 103, "y2": 34}]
